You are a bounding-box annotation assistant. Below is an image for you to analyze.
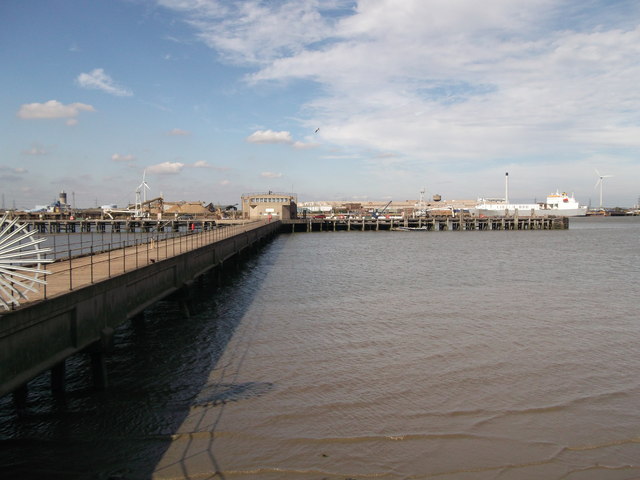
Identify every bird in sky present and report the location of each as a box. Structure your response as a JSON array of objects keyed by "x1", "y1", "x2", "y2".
[{"x1": 314, "y1": 128, "x2": 320, "y2": 133}]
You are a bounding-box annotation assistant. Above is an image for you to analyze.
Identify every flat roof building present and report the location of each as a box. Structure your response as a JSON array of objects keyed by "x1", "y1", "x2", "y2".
[{"x1": 241, "y1": 192, "x2": 297, "y2": 220}]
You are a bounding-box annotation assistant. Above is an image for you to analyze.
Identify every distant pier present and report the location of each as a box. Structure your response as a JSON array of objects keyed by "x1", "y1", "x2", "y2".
[
  {"x1": 282, "y1": 215, "x2": 569, "y2": 232},
  {"x1": 18, "y1": 215, "x2": 569, "y2": 235}
]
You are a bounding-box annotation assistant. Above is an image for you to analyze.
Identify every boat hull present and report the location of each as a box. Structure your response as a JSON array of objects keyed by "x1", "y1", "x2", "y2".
[{"x1": 473, "y1": 206, "x2": 587, "y2": 217}]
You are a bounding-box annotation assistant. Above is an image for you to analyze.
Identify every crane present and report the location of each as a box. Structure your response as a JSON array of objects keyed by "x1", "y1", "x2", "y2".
[{"x1": 372, "y1": 200, "x2": 392, "y2": 219}]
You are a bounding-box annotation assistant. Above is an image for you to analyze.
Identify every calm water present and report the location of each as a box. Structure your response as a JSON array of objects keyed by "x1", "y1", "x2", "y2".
[{"x1": 1, "y1": 216, "x2": 639, "y2": 479}]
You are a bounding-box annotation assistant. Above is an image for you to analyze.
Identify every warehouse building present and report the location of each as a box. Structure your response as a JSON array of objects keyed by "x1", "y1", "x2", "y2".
[{"x1": 241, "y1": 192, "x2": 297, "y2": 220}]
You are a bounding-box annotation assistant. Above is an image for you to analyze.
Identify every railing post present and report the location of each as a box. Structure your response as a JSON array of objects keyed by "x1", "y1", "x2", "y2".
[
  {"x1": 90, "y1": 245, "x2": 94, "y2": 284},
  {"x1": 68, "y1": 243, "x2": 72, "y2": 291},
  {"x1": 43, "y1": 251, "x2": 48, "y2": 300}
]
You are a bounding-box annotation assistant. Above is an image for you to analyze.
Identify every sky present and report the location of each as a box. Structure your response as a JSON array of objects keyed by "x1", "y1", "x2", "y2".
[{"x1": 2, "y1": 0, "x2": 639, "y2": 209}]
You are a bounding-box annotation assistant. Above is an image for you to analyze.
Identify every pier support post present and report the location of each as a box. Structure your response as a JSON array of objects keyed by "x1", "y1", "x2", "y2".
[
  {"x1": 51, "y1": 360, "x2": 66, "y2": 395},
  {"x1": 13, "y1": 384, "x2": 28, "y2": 410},
  {"x1": 90, "y1": 352, "x2": 108, "y2": 390},
  {"x1": 86, "y1": 327, "x2": 115, "y2": 390},
  {"x1": 180, "y1": 299, "x2": 191, "y2": 318},
  {"x1": 214, "y1": 263, "x2": 224, "y2": 286}
]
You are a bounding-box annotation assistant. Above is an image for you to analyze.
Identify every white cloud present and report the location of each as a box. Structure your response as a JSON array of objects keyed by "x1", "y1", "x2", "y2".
[
  {"x1": 292, "y1": 140, "x2": 317, "y2": 149},
  {"x1": 260, "y1": 4, "x2": 640, "y2": 162},
  {"x1": 157, "y1": 0, "x2": 640, "y2": 204},
  {"x1": 76, "y1": 68, "x2": 133, "y2": 97},
  {"x1": 147, "y1": 161, "x2": 185, "y2": 174},
  {"x1": 23, "y1": 144, "x2": 47, "y2": 156},
  {"x1": 157, "y1": 0, "x2": 338, "y2": 64},
  {"x1": 193, "y1": 160, "x2": 210, "y2": 168},
  {"x1": 111, "y1": 153, "x2": 136, "y2": 162},
  {"x1": 245, "y1": 129, "x2": 317, "y2": 148},
  {"x1": 168, "y1": 128, "x2": 190, "y2": 135},
  {"x1": 260, "y1": 171, "x2": 283, "y2": 178},
  {"x1": 219, "y1": 179, "x2": 231, "y2": 186},
  {"x1": 0, "y1": 166, "x2": 27, "y2": 174},
  {"x1": 165, "y1": 1, "x2": 640, "y2": 157},
  {"x1": 17, "y1": 100, "x2": 95, "y2": 123},
  {"x1": 246, "y1": 129, "x2": 293, "y2": 144}
]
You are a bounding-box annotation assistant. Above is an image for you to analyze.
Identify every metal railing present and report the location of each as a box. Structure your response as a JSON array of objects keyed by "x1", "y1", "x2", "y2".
[{"x1": 31, "y1": 220, "x2": 269, "y2": 304}]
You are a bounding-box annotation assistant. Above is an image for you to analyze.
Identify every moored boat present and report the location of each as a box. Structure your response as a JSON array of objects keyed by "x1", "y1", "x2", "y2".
[
  {"x1": 473, "y1": 173, "x2": 587, "y2": 217},
  {"x1": 474, "y1": 192, "x2": 587, "y2": 217}
]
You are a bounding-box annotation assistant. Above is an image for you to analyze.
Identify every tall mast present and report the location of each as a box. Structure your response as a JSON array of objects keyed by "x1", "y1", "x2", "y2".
[{"x1": 505, "y1": 172, "x2": 509, "y2": 204}]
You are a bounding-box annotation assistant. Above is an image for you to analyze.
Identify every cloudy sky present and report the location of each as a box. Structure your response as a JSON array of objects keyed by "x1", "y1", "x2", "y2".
[{"x1": 2, "y1": 0, "x2": 639, "y2": 209}]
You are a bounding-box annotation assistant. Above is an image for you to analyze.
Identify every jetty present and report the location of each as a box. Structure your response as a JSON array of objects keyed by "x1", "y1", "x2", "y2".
[
  {"x1": 1, "y1": 213, "x2": 568, "y2": 405},
  {"x1": 0, "y1": 220, "x2": 279, "y2": 402},
  {"x1": 282, "y1": 215, "x2": 568, "y2": 232}
]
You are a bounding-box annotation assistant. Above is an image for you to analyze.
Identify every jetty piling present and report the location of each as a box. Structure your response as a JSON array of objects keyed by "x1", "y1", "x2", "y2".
[{"x1": 283, "y1": 215, "x2": 568, "y2": 232}]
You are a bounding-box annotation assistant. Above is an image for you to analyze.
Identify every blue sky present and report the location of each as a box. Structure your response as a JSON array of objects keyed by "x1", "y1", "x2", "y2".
[{"x1": 2, "y1": 0, "x2": 639, "y2": 209}]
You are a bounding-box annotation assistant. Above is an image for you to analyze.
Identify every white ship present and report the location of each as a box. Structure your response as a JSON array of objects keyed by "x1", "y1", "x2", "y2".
[{"x1": 473, "y1": 173, "x2": 587, "y2": 217}]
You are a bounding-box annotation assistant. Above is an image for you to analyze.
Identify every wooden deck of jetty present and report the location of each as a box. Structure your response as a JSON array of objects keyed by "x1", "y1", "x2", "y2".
[{"x1": 18, "y1": 222, "x2": 259, "y2": 305}]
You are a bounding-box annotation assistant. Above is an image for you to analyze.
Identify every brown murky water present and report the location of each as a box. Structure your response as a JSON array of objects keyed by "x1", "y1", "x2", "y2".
[{"x1": 1, "y1": 217, "x2": 639, "y2": 479}]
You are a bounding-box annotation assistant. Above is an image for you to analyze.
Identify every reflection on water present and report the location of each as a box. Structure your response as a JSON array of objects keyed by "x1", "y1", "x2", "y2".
[
  {"x1": 193, "y1": 382, "x2": 275, "y2": 407},
  {"x1": 1, "y1": 216, "x2": 640, "y2": 479}
]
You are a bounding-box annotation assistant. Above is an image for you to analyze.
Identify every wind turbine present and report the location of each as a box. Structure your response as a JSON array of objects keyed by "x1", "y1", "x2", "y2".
[
  {"x1": 135, "y1": 170, "x2": 151, "y2": 217},
  {"x1": 594, "y1": 169, "x2": 613, "y2": 209}
]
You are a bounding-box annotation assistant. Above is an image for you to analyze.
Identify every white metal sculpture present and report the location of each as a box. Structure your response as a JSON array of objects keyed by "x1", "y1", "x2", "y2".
[{"x1": 0, "y1": 214, "x2": 52, "y2": 310}]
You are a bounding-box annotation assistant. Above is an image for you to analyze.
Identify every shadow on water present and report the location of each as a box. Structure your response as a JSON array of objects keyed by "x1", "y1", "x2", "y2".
[{"x1": 0, "y1": 236, "x2": 287, "y2": 479}]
